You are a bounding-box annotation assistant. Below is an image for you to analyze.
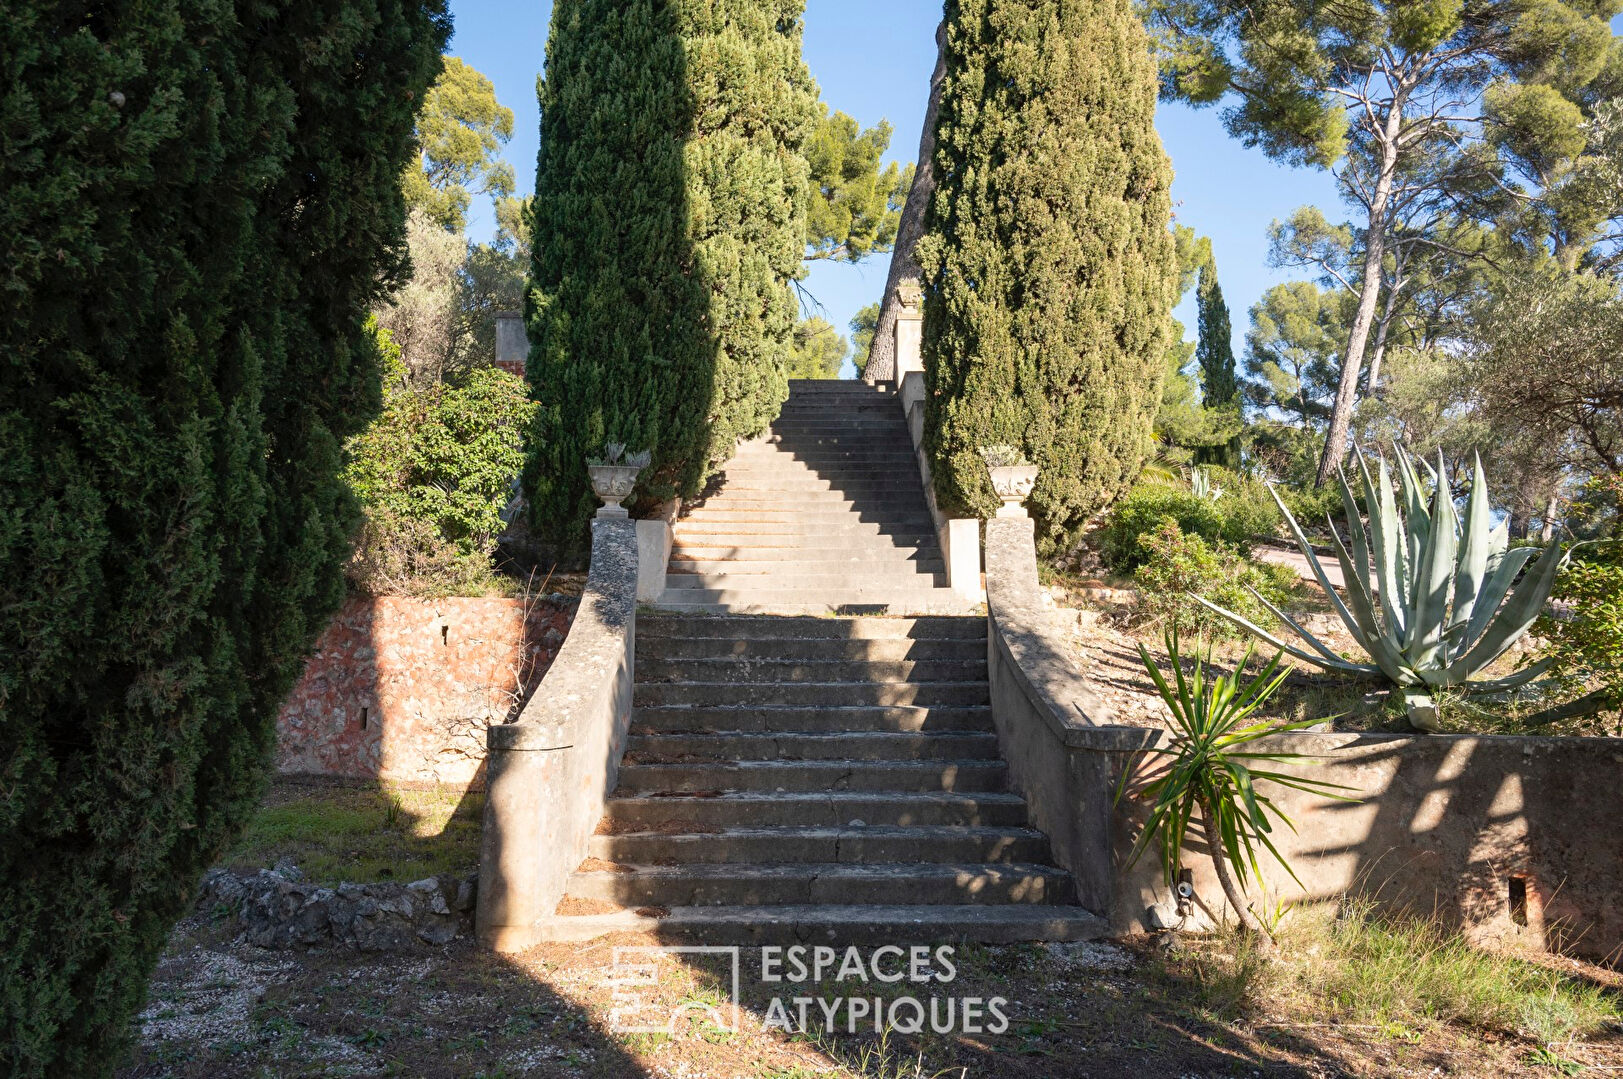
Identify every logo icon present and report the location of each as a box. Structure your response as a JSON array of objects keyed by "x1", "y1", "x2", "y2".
[{"x1": 608, "y1": 946, "x2": 742, "y2": 1034}]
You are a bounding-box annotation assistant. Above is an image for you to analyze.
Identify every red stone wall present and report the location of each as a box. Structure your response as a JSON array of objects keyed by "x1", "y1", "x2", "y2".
[{"x1": 276, "y1": 594, "x2": 575, "y2": 791}]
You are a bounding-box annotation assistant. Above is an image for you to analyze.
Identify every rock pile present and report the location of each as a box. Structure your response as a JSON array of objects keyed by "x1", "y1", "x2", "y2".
[{"x1": 197, "y1": 863, "x2": 476, "y2": 951}]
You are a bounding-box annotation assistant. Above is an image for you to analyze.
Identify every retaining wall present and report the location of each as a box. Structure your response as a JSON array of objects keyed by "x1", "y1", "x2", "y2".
[
  {"x1": 275, "y1": 594, "x2": 575, "y2": 792},
  {"x1": 985, "y1": 515, "x2": 1623, "y2": 962}
]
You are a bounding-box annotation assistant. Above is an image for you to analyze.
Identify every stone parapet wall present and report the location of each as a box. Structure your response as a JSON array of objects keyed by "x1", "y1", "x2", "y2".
[
  {"x1": 275, "y1": 594, "x2": 576, "y2": 792},
  {"x1": 984, "y1": 515, "x2": 1623, "y2": 963}
]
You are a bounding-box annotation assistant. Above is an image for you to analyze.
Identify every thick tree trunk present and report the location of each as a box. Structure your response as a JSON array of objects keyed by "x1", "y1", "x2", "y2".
[
  {"x1": 1364, "y1": 276, "x2": 1402, "y2": 393},
  {"x1": 1315, "y1": 117, "x2": 1402, "y2": 487},
  {"x1": 865, "y1": 22, "x2": 946, "y2": 384},
  {"x1": 1200, "y1": 803, "x2": 1266, "y2": 937},
  {"x1": 1540, "y1": 492, "x2": 1560, "y2": 543}
]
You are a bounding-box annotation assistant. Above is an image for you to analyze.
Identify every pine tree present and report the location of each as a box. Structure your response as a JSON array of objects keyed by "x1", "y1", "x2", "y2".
[
  {"x1": 0, "y1": 3, "x2": 448, "y2": 1073},
  {"x1": 918, "y1": 0, "x2": 1176, "y2": 551},
  {"x1": 1194, "y1": 260, "x2": 1239, "y2": 466},
  {"x1": 526, "y1": 0, "x2": 818, "y2": 551}
]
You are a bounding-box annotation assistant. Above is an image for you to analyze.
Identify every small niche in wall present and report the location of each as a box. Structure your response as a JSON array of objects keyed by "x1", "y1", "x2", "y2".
[
  {"x1": 1508, "y1": 876, "x2": 1529, "y2": 927},
  {"x1": 359, "y1": 707, "x2": 369, "y2": 731},
  {"x1": 440, "y1": 623, "x2": 449, "y2": 646}
]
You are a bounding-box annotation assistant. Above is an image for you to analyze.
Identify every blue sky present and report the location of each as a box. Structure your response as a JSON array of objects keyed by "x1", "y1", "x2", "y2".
[{"x1": 449, "y1": 0, "x2": 1342, "y2": 373}]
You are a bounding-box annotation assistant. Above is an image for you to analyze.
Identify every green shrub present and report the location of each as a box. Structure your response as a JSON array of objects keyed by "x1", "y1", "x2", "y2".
[
  {"x1": 918, "y1": 0, "x2": 1176, "y2": 554},
  {"x1": 526, "y1": 0, "x2": 818, "y2": 552},
  {"x1": 0, "y1": 3, "x2": 448, "y2": 1073},
  {"x1": 345, "y1": 336, "x2": 535, "y2": 595},
  {"x1": 1099, "y1": 475, "x2": 1280, "y2": 571},
  {"x1": 1132, "y1": 521, "x2": 1298, "y2": 638},
  {"x1": 1275, "y1": 481, "x2": 1347, "y2": 531},
  {"x1": 1540, "y1": 541, "x2": 1623, "y2": 713}
]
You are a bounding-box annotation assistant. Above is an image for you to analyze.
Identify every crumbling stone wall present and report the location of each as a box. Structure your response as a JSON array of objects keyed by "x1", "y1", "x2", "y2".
[{"x1": 276, "y1": 594, "x2": 576, "y2": 791}]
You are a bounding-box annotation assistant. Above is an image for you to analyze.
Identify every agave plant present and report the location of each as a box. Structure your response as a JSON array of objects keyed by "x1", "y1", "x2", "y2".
[
  {"x1": 1197, "y1": 446, "x2": 1574, "y2": 730},
  {"x1": 1118, "y1": 632, "x2": 1355, "y2": 937},
  {"x1": 1189, "y1": 466, "x2": 1224, "y2": 502}
]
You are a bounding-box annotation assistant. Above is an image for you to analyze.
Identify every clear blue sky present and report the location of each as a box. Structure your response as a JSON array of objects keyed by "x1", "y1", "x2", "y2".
[{"x1": 449, "y1": 0, "x2": 1342, "y2": 373}]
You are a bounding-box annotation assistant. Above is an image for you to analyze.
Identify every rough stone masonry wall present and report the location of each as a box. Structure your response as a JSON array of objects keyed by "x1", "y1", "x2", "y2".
[{"x1": 276, "y1": 594, "x2": 576, "y2": 791}]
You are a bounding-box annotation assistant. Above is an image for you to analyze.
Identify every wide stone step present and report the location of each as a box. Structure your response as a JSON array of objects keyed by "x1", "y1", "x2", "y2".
[
  {"x1": 625, "y1": 730, "x2": 999, "y2": 761},
  {"x1": 648, "y1": 591, "x2": 972, "y2": 616},
  {"x1": 637, "y1": 657, "x2": 985, "y2": 684},
  {"x1": 722, "y1": 457, "x2": 918, "y2": 471},
  {"x1": 678, "y1": 506, "x2": 934, "y2": 522},
  {"x1": 692, "y1": 493, "x2": 934, "y2": 510},
  {"x1": 589, "y1": 825, "x2": 1051, "y2": 865},
  {"x1": 742, "y1": 443, "x2": 915, "y2": 456},
  {"x1": 712, "y1": 471, "x2": 926, "y2": 488},
  {"x1": 635, "y1": 681, "x2": 989, "y2": 709},
  {"x1": 637, "y1": 636, "x2": 985, "y2": 663},
  {"x1": 672, "y1": 523, "x2": 940, "y2": 541},
  {"x1": 566, "y1": 862, "x2": 1075, "y2": 908},
  {"x1": 662, "y1": 572, "x2": 948, "y2": 593},
  {"x1": 627, "y1": 904, "x2": 1105, "y2": 944},
  {"x1": 629, "y1": 704, "x2": 995, "y2": 734},
  {"x1": 600, "y1": 790, "x2": 1025, "y2": 830},
  {"x1": 636, "y1": 615, "x2": 985, "y2": 640},
  {"x1": 668, "y1": 553, "x2": 945, "y2": 572},
  {"x1": 615, "y1": 758, "x2": 1008, "y2": 794}
]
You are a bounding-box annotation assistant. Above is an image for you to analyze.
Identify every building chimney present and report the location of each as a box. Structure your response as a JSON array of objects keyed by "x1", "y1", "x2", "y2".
[{"x1": 494, "y1": 312, "x2": 526, "y2": 377}]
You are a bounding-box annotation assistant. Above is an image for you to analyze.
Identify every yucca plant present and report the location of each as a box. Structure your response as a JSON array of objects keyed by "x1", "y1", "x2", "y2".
[
  {"x1": 1119, "y1": 632, "x2": 1355, "y2": 937},
  {"x1": 1197, "y1": 446, "x2": 1575, "y2": 730}
]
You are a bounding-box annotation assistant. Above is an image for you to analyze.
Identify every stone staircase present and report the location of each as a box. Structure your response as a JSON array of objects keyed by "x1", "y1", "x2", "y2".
[
  {"x1": 654, "y1": 379, "x2": 969, "y2": 614},
  {"x1": 558, "y1": 613, "x2": 1102, "y2": 943}
]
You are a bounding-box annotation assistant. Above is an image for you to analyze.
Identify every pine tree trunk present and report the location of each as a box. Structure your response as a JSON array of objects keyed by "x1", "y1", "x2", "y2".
[
  {"x1": 1364, "y1": 278, "x2": 1401, "y2": 394},
  {"x1": 1315, "y1": 116, "x2": 1401, "y2": 487},
  {"x1": 1201, "y1": 802, "x2": 1267, "y2": 936},
  {"x1": 865, "y1": 22, "x2": 945, "y2": 384}
]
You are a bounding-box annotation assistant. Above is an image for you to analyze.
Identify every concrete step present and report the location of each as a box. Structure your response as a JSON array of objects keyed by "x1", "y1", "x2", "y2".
[
  {"x1": 600, "y1": 790, "x2": 1025, "y2": 830},
  {"x1": 679, "y1": 508, "x2": 935, "y2": 525},
  {"x1": 589, "y1": 825, "x2": 1051, "y2": 865},
  {"x1": 625, "y1": 730, "x2": 999, "y2": 761},
  {"x1": 740, "y1": 443, "x2": 915, "y2": 456},
  {"x1": 636, "y1": 615, "x2": 985, "y2": 640},
  {"x1": 621, "y1": 904, "x2": 1105, "y2": 944},
  {"x1": 668, "y1": 554, "x2": 945, "y2": 572},
  {"x1": 662, "y1": 573, "x2": 948, "y2": 593},
  {"x1": 629, "y1": 704, "x2": 995, "y2": 734},
  {"x1": 634, "y1": 681, "x2": 989, "y2": 709},
  {"x1": 614, "y1": 758, "x2": 1008, "y2": 794},
  {"x1": 647, "y1": 591, "x2": 973, "y2": 616},
  {"x1": 638, "y1": 657, "x2": 986, "y2": 684},
  {"x1": 692, "y1": 492, "x2": 933, "y2": 508},
  {"x1": 566, "y1": 862, "x2": 1075, "y2": 908},
  {"x1": 721, "y1": 457, "x2": 918, "y2": 471},
  {"x1": 637, "y1": 636, "x2": 985, "y2": 662},
  {"x1": 671, "y1": 523, "x2": 940, "y2": 541}
]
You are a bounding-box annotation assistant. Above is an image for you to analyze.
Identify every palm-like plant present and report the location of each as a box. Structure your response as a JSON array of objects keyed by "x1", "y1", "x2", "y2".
[
  {"x1": 1197, "y1": 446, "x2": 1574, "y2": 730},
  {"x1": 1119, "y1": 633, "x2": 1355, "y2": 937}
]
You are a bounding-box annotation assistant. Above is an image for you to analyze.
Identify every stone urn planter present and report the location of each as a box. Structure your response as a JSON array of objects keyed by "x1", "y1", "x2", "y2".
[
  {"x1": 587, "y1": 464, "x2": 641, "y2": 518},
  {"x1": 586, "y1": 445, "x2": 650, "y2": 518},
  {"x1": 979, "y1": 445, "x2": 1038, "y2": 518}
]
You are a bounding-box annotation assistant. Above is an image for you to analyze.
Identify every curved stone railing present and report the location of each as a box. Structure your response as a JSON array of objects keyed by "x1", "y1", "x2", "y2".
[
  {"x1": 984, "y1": 512, "x2": 1623, "y2": 960},
  {"x1": 476, "y1": 517, "x2": 639, "y2": 952}
]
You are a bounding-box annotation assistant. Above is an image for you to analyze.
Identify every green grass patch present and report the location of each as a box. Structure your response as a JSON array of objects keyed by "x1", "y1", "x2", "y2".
[
  {"x1": 228, "y1": 780, "x2": 483, "y2": 884},
  {"x1": 1162, "y1": 899, "x2": 1622, "y2": 1046}
]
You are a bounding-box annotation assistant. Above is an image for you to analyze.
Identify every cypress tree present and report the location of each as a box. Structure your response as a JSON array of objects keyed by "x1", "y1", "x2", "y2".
[
  {"x1": 0, "y1": 3, "x2": 448, "y2": 1074},
  {"x1": 526, "y1": 0, "x2": 818, "y2": 550},
  {"x1": 918, "y1": 0, "x2": 1177, "y2": 552},
  {"x1": 1194, "y1": 259, "x2": 1240, "y2": 466}
]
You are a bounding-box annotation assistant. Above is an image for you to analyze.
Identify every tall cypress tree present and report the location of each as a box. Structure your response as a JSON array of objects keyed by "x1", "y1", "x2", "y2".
[
  {"x1": 0, "y1": 3, "x2": 448, "y2": 1074},
  {"x1": 526, "y1": 0, "x2": 818, "y2": 550},
  {"x1": 918, "y1": 0, "x2": 1177, "y2": 552},
  {"x1": 1194, "y1": 259, "x2": 1240, "y2": 466}
]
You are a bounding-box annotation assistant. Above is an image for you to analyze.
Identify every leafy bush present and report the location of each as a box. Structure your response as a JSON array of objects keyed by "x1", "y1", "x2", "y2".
[
  {"x1": 1540, "y1": 541, "x2": 1623, "y2": 714},
  {"x1": 1274, "y1": 482, "x2": 1345, "y2": 531},
  {"x1": 0, "y1": 3, "x2": 448, "y2": 1073},
  {"x1": 1100, "y1": 476, "x2": 1280, "y2": 571},
  {"x1": 345, "y1": 340, "x2": 535, "y2": 596},
  {"x1": 1132, "y1": 521, "x2": 1298, "y2": 637}
]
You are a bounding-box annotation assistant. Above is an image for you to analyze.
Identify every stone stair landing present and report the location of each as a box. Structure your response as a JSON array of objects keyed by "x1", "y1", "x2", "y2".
[{"x1": 655, "y1": 380, "x2": 969, "y2": 615}]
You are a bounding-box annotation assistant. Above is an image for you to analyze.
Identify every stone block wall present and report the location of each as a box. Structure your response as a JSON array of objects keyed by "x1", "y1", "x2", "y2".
[{"x1": 275, "y1": 594, "x2": 576, "y2": 791}]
